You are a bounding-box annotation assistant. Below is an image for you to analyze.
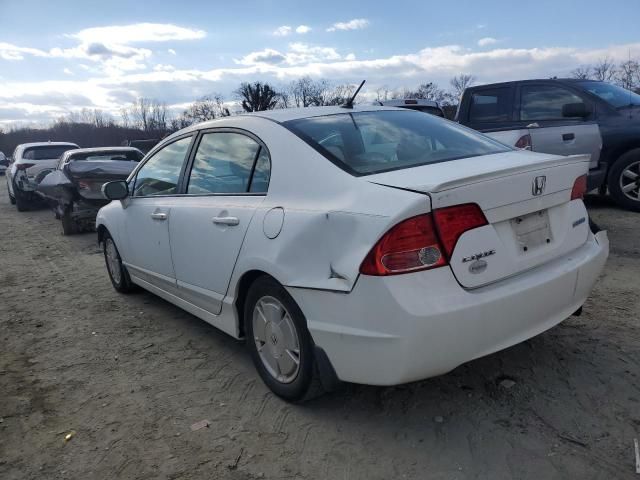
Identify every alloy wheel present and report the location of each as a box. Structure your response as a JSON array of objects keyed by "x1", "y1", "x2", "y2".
[
  {"x1": 620, "y1": 160, "x2": 640, "y2": 201},
  {"x1": 252, "y1": 296, "x2": 301, "y2": 384}
]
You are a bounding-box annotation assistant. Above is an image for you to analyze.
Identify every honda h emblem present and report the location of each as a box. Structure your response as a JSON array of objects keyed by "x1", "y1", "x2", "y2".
[{"x1": 532, "y1": 176, "x2": 546, "y2": 196}]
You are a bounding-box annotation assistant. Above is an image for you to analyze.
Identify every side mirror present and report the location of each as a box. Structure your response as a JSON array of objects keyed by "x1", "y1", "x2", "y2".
[
  {"x1": 102, "y1": 180, "x2": 129, "y2": 200},
  {"x1": 562, "y1": 102, "x2": 591, "y2": 118}
]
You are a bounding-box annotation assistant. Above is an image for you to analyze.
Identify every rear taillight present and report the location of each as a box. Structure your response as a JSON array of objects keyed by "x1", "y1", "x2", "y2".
[
  {"x1": 360, "y1": 203, "x2": 488, "y2": 276},
  {"x1": 571, "y1": 174, "x2": 587, "y2": 200},
  {"x1": 360, "y1": 214, "x2": 446, "y2": 276},
  {"x1": 15, "y1": 163, "x2": 35, "y2": 170},
  {"x1": 433, "y1": 204, "x2": 488, "y2": 258},
  {"x1": 514, "y1": 134, "x2": 532, "y2": 150}
]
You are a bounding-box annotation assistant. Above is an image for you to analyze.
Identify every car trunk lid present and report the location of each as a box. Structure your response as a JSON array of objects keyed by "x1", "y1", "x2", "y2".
[
  {"x1": 367, "y1": 151, "x2": 591, "y2": 288},
  {"x1": 65, "y1": 160, "x2": 137, "y2": 200}
]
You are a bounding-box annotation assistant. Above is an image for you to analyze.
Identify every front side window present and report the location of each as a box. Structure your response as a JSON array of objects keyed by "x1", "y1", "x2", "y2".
[
  {"x1": 577, "y1": 80, "x2": 640, "y2": 109},
  {"x1": 133, "y1": 136, "x2": 192, "y2": 197},
  {"x1": 285, "y1": 110, "x2": 510, "y2": 176},
  {"x1": 187, "y1": 132, "x2": 269, "y2": 194},
  {"x1": 468, "y1": 88, "x2": 511, "y2": 123},
  {"x1": 520, "y1": 85, "x2": 585, "y2": 120}
]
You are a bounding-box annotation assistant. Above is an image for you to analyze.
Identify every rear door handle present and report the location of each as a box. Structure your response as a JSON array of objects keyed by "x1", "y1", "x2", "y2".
[
  {"x1": 562, "y1": 133, "x2": 575, "y2": 141},
  {"x1": 150, "y1": 212, "x2": 167, "y2": 220},
  {"x1": 212, "y1": 216, "x2": 240, "y2": 226}
]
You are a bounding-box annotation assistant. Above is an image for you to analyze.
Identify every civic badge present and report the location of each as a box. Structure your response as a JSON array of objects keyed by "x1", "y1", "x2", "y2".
[{"x1": 532, "y1": 175, "x2": 546, "y2": 196}]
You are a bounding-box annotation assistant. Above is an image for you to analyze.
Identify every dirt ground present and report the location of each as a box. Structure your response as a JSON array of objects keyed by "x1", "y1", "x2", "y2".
[{"x1": 0, "y1": 185, "x2": 639, "y2": 480}]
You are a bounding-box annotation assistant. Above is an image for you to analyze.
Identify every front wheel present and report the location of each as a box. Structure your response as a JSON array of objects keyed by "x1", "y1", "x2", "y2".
[
  {"x1": 608, "y1": 149, "x2": 640, "y2": 212},
  {"x1": 61, "y1": 207, "x2": 78, "y2": 236},
  {"x1": 7, "y1": 183, "x2": 15, "y2": 205},
  {"x1": 245, "y1": 276, "x2": 320, "y2": 402},
  {"x1": 103, "y1": 231, "x2": 135, "y2": 293}
]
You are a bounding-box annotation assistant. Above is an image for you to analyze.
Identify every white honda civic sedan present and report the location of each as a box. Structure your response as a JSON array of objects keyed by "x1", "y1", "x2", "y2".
[{"x1": 97, "y1": 106, "x2": 609, "y2": 401}]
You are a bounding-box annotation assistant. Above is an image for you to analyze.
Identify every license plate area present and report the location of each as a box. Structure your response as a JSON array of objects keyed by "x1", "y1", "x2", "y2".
[{"x1": 512, "y1": 210, "x2": 552, "y2": 252}]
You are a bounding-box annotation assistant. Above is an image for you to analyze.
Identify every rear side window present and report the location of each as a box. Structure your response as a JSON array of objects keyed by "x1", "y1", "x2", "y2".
[
  {"x1": 520, "y1": 85, "x2": 585, "y2": 120},
  {"x1": 133, "y1": 136, "x2": 192, "y2": 197},
  {"x1": 23, "y1": 145, "x2": 78, "y2": 160},
  {"x1": 285, "y1": 110, "x2": 510, "y2": 176},
  {"x1": 468, "y1": 88, "x2": 511, "y2": 123},
  {"x1": 187, "y1": 132, "x2": 269, "y2": 194}
]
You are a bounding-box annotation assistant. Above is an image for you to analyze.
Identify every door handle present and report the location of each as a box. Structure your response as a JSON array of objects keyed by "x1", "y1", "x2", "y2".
[
  {"x1": 562, "y1": 133, "x2": 575, "y2": 141},
  {"x1": 212, "y1": 216, "x2": 240, "y2": 226},
  {"x1": 150, "y1": 212, "x2": 167, "y2": 220}
]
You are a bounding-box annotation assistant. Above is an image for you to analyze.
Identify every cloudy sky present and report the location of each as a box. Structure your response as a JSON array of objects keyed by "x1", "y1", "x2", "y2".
[{"x1": 1, "y1": 0, "x2": 639, "y2": 127}]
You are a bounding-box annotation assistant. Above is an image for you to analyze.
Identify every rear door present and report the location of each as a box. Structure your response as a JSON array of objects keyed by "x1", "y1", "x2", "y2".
[
  {"x1": 168, "y1": 130, "x2": 270, "y2": 315},
  {"x1": 463, "y1": 86, "x2": 516, "y2": 133},
  {"x1": 517, "y1": 83, "x2": 602, "y2": 168}
]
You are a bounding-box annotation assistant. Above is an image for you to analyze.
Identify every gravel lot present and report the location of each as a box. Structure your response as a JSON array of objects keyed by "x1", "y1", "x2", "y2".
[{"x1": 1, "y1": 185, "x2": 639, "y2": 480}]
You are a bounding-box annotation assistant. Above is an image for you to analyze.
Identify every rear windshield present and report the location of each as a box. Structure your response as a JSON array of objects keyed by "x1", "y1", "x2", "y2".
[
  {"x1": 284, "y1": 110, "x2": 510, "y2": 176},
  {"x1": 23, "y1": 145, "x2": 78, "y2": 160},
  {"x1": 67, "y1": 151, "x2": 143, "y2": 162}
]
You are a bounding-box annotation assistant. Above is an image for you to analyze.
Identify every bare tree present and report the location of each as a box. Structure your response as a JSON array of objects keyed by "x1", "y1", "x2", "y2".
[
  {"x1": 289, "y1": 77, "x2": 330, "y2": 107},
  {"x1": 593, "y1": 57, "x2": 617, "y2": 82},
  {"x1": 235, "y1": 82, "x2": 279, "y2": 112},
  {"x1": 571, "y1": 66, "x2": 592, "y2": 80},
  {"x1": 321, "y1": 83, "x2": 355, "y2": 106},
  {"x1": 616, "y1": 59, "x2": 640, "y2": 90},
  {"x1": 375, "y1": 86, "x2": 392, "y2": 103},
  {"x1": 403, "y1": 82, "x2": 455, "y2": 105},
  {"x1": 450, "y1": 74, "x2": 476, "y2": 99},
  {"x1": 172, "y1": 94, "x2": 230, "y2": 129}
]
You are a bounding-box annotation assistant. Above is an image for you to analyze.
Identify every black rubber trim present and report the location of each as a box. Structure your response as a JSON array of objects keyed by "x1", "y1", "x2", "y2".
[{"x1": 313, "y1": 345, "x2": 340, "y2": 392}]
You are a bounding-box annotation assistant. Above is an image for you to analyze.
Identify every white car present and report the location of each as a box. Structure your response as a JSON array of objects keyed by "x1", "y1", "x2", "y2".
[
  {"x1": 97, "y1": 106, "x2": 609, "y2": 401},
  {"x1": 0, "y1": 151, "x2": 7, "y2": 175},
  {"x1": 6, "y1": 142, "x2": 79, "y2": 211}
]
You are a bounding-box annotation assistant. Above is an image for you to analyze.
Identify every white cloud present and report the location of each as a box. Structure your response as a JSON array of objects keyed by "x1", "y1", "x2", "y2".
[
  {"x1": 153, "y1": 64, "x2": 176, "y2": 72},
  {"x1": 63, "y1": 68, "x2": 74, "y2": 75},
  {"x1": 168, "y1": 48, "x2": 176, "y2": 55},
  {"x1": 327, "y1": 18, "x2": 369, "y2": 32},
  {"x1": 0, "y1": 42, "x2": 48, "y2": 60},
  {"x1": 69, "y1": 23, "x2": 205, "y2": 45},
  {"x1": 273, "y1": 26, "x2": 292, "y2": 37},
  {"x1": 478, "y1": 37, "x2": 498, "y2": 47},
  {"x1": 296, "y1": 25, "x2": 311, "y2": 34},
  {"x1": 3, "y1": 41, "x2": 640, "y2": 126}
]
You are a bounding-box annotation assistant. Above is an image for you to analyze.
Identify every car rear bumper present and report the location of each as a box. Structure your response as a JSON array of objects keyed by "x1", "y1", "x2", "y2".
[{"x1": 287, "y1": 231, "x2": 609, "y2": 386}]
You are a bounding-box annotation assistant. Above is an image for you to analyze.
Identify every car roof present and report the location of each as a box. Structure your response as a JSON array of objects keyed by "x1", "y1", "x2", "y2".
[
  {"x1": 18, "y1": 142, "x2": 79, "y2": 148},
  {"x1": 466, "y1": 78, "x2": 601, "y2": 90}
]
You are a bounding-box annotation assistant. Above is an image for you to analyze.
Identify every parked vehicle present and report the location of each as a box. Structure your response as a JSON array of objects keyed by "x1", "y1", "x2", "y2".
[
  {"x1": 6, "y1": 142, "x2": 79, "y2": 211},
  {"x1": 378, "y1": 99, "x2": 445, "y2": 117},
  {"x1": 0, "y1": 151, "x2": 7, "y2": 175},
  {"x1": 457, "y1": 79, "x2": 640, "y2": 211},
  {"x1": 97, "y1": 106, "x2": 608, "y2": 401},
  {"x1": 36, "y1": 147, "x2": 144, "y2": 235}
]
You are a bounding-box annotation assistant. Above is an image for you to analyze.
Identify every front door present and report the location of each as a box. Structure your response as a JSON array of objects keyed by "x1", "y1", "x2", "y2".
[
  {"x1": 123, "y1": 135, "x2": 194, "y2": 291},
  {"x1": 168, "y1": 131, "x2": 271, "y2": 315}
]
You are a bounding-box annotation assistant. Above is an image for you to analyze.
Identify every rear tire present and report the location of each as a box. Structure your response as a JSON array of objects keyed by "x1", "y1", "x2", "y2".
[
  {"x1": 61, "y1": 207, "x2": 78, "y2": 236},
  {"x1": 608, "y1": 149, "x2": 640, "y2": 212},
  {"x1": 103, "y1": 231, "x2": 135, "y2": 293},
  {"x1": 245, "y1": 276, "x2": 322, "y2": 402},
  {"x1": 14, "y1": 188, "x2": 30, "y2": 212}
]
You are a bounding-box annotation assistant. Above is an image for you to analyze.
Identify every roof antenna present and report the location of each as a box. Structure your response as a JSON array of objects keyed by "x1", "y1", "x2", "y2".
[{"x1": 341, "y1": 80, "x2": 366, "y2": 109}]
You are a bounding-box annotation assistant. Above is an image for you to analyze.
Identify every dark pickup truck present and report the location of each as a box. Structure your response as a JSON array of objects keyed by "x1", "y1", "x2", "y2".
[{"x1": 456, "y1": 79, "x2": 640, "y2": 211}]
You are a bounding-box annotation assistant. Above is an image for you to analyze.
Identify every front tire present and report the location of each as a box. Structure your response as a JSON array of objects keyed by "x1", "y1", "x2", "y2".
[
  {"x1": 245, "y1": 276, "x2": 320, "y2": 402},
  {"x1": 103, "y1": 231, "x2": 134, "y2": 293},
  {"x1": 61, "y1": 207, "x2": 78, "y2": 236},
  {"x1": 7, "y1": 183, "x2": 16, "y2": 205},
  {"x1": 608, "y1": 149, "x2": 640, "y2": 212}
]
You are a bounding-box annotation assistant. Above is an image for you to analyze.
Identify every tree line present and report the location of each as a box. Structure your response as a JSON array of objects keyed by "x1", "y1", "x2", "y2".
[{"x1": 571, "y1": 57, "x2": 640, "y2": 92}]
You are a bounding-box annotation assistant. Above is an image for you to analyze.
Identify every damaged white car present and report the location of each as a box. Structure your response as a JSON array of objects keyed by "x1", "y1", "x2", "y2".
[{"x1": 97, "y1": 106, "x2": 609, "y2": 401}]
